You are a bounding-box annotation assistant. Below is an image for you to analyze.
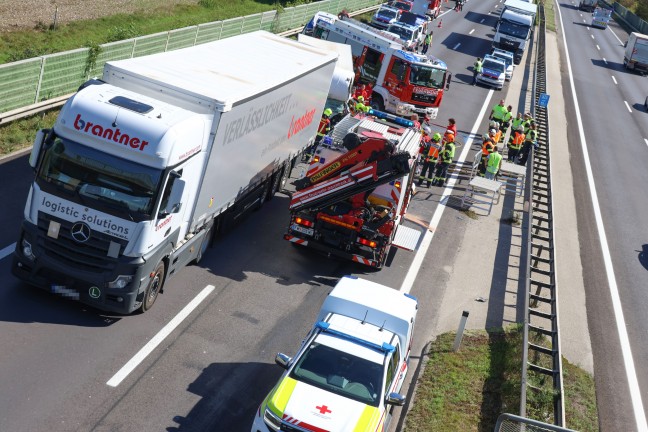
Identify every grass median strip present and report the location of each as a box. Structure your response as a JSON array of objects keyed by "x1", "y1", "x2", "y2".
[{"x1": 405, "y1": 326, "x2": 598, "y2": 431}]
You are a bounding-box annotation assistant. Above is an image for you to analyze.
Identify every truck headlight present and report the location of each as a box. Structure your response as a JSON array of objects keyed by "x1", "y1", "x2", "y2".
[
  {"x1": 263, "y1": 408, "x2": 282, "y2": 431},
  {"x1": 108, "y1": 275, "x2": 133, "y2": 289},
  {"x1": 426, "y1": 107, "x2": 439, "y2": 119},
  {"x1": 22, "y1": 239, "x2": 35, "y2": 261}
]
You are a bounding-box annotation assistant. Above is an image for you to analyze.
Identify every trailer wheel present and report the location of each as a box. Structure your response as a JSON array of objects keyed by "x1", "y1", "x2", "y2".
[
  {"x1": 255, "y1": 181, "x2": 271, "y2": 210},
  {"x1": 267, "y1": 166, "x2": 285, "y2": 201},
  {"x1": 142, "y1": 261, "x2": 165, "y2": 312}
]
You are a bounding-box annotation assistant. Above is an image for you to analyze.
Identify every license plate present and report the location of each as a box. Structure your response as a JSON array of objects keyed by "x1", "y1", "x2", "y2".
[
  {"x1": 51, "y1": 285, "x2": 80, "y2": 300},
  {"x1": 291, "y1": 223, "x2": 314, "y2": 236}
]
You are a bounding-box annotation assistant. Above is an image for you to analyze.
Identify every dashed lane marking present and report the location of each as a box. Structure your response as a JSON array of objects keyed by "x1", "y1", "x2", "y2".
[
  {"x1": 469, "y1": 29, "x2": 475, "y2": 34},
  {"x1": 611, "y1": 76, "x2": 617, "y2": 84},
  {"x1": 624, "y1": 101, "x2": 632, "y2": 112},
  {"x1": 0, "y1": 243, "x2": 15, "y2": 261},
  {"x1": 453, "y1": 43, "x2": 461, "y2": 50}
]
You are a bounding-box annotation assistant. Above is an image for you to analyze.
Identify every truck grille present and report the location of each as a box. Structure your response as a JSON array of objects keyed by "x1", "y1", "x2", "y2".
[
  {"x1": 499, "y1": 38, "x2": 520, "y2": 51},
  {"x1": 37, "y1": 212, "x2": 128, "y2": 272},
  {"x1": 411, "y1": 92, "x2": 438, "y2": 104}
]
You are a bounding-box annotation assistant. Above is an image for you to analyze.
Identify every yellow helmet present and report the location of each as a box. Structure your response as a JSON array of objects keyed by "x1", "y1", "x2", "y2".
[
  {"x1": 323, "y1": 108, "x2": 333, "y2": 117},
  {"x1": 357, "y1": 96, "x2": 364, "y2": 102}
]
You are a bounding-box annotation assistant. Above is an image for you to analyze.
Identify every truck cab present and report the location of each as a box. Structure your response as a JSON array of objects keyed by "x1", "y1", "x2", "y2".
[
  {"x1": 252, "y1": 276, "x2": 418, "y2": 432},
  {"x1": 493, "y1": 9, "x2": 533, "y2": 64}
]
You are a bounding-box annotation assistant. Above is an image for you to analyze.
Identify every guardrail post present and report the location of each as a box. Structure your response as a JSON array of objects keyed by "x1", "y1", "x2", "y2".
[
  {"x1": 452, "y1": 310, "x2": 469, "y2": 351},
  {"x1": 34, "y1": 57, "x2": 46, "y2": 104}
]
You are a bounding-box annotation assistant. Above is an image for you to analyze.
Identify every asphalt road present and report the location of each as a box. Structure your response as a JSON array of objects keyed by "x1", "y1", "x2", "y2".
[
  {"x1": 0, "y1": 1, "x2": 551, "y2": 431},
  {"x1": 556, "y1": 2, "x2": 648, "y2": 430}
]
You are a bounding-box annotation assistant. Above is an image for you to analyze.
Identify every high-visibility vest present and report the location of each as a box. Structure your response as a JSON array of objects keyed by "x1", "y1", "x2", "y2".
[
  {"x1": 474, "y1": 60, "x2": 483, "y2": 72},
  {"x1": 481, "y1": 139, "x2": 495, "y2": 156},
  {"x1": 511, "y1": 117, "x2": 524, "y2": 131},
  {"x1": 355, "y1": 101, "x2": 370, "y2": 113},
  {"x1": 487, "y1": 152, "x2": 502, "y2": 173},
  {"x1": 443, "y1": 142, "x2": 456, "y2": 161},
  {"x1": 501, "y1": 111, "x2": 512, "y2": 123},
  {"x1": 493, "y1": 130, "x2": 502, "y2": 144},
  {"x1": 317, "y1": 117, "x2": 330, "y2": 136},
  {"x1": 492, "y1": 104, "x2": 507, "y2": 120},
  {"x1": 427, "y1": 141, "x2": 441, "y2": 161},
  {"x1": 526, "y1": 129, "x2": 538, "y2": 142},
  {"x1": 508, "y1": 131, "x2": 525, "y2": 149}
]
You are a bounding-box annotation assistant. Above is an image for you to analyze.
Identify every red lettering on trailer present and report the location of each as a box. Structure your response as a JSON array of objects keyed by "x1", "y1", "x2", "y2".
[
  {"x1": 287, "y1": 108, "x2": 316, "y2": 139},
  {"x1": 73, "y1": 113, "x2": 150, "y2": 151}
]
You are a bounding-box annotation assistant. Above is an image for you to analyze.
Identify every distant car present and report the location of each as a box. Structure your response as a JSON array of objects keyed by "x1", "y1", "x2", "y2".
[
  {"x1": 386, "y1": 22, "x2": 423, "y2": 51},
  {"x1": 477, "y1": 55, "x2": 507, "y2": 90},
  {"x1": 388, "y1": 0, "x2": 414, "y2": 13},
  {"x1": 371, "y1": 6, "x2": 402, "y2": 30},
  {"x1": 490, "y1": 48, "x2": 515, "y2": 80}
]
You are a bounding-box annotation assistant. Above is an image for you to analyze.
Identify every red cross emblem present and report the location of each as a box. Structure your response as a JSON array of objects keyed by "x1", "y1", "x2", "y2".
[{"x1": 316, "y1": 405, "x2": 332, "y2": 414}]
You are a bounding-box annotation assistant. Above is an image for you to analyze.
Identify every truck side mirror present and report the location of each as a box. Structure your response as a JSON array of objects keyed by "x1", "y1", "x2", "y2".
[
  {"x1": 386, "y1": 392, "x2": 406, "y2": 406},
  {"x1": 29, "y1": 129, "x2": 49, "y2": 169},
  {"x1": 159, "y1": 177, "x2": 185, "y2": 218},
  {"x1": 275, "y1": 353, "x2": 291, "y2": 369},
  {"x1": 445, "y1": 72, "x2": 452, "y2": 90}
]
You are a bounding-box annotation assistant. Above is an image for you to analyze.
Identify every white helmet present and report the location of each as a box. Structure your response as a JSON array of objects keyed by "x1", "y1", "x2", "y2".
[{"x1": 422, "y1": 125, "x2": 432, "y2": 135}]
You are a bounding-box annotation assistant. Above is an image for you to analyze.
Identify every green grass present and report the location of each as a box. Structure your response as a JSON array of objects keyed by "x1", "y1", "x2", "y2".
[
  {"x1": 0, "y1": 0, "x2": 291, "y2": 64},
  {"x1": 543, "y1": 0, "x2": 557, "y2": 33},
  {"x1": 0, "y1": 110, "x2": 58, "y2": 156},
  {"x1": 405, "y1": 326, "x2": 598, "y2": 432}
]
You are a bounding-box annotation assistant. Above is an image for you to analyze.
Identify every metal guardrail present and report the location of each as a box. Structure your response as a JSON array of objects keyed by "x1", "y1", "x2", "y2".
[
  {"x1": 519, "y1": 3, "x2": 566, "y2": 427},
  {"x1": 0, "y1": 0, "x2": 382, "y2": 124},
  {"x1": 495, "y1": 413, "x2": 577, "y2": 431}
]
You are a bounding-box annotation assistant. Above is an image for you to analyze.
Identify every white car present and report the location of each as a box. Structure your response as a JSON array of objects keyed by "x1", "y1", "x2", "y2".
[
  {"x1": 477, "y1": 55, "x2": 507, "y2": 90},
  {"x1": 490, "y1": 48, "x2": 515, "y2": 81},
  {"x1": 386, "y1": 22, "x2": 423, "y2": 51},
  {"x1": 371, "y1": 6, "x2": 401, "y2": 30}
]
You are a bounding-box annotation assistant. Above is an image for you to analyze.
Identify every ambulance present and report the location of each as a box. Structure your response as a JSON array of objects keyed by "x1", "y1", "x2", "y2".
[{"x1": 252, "y1": 276, "x2": 418, "y2": 432}]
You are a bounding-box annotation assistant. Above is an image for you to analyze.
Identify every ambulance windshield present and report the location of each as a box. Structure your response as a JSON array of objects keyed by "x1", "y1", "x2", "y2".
[{"x1": 37, "y1": 137, "x2": 162, "y2": 221}]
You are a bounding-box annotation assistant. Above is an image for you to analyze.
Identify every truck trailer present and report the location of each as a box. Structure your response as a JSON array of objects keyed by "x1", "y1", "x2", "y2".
[
  {"x1": 624, "y1": 32, "x2": 648, "y2": 75},
  {"x1": 12, "y1": 31, "x2": 338, "y2": 314},
  {"x1": 252, "y1": 275, "x2": 418, "y2": 432}
]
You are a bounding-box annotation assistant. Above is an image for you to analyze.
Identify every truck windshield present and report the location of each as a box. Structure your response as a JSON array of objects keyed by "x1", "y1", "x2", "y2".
[
  {"x1": 378, "y1": 8, "x2": 398, "y2": 19},
  {"x1": 37, "y1": 137, "x2": 162, "y2": 221},
  {"x1": 498, "y1": 20, "x2": 530, "y2": 38},
  {"x1": 290, "y1": 342, "x2": 384, "y2": 407},
  {"x1": 409, "y1": 64, "x2": 446, "y2": 89}
]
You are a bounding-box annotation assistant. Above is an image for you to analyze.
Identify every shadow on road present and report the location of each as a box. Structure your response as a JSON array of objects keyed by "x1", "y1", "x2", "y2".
[
  {"x1": 638, "y1": 244, "x2": 648, "y2": 270},
  {"x1": 167, "y1": 361, "x2": 282, "y2": 432},
  {"x1": 441, "y1": 32, "x2": 493, "y2": 57}
]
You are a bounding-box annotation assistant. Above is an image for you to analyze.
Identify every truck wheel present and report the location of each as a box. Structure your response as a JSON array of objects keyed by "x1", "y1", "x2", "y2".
[
  {"x1": 268, "y1": 166, "x2": 285, "y2": 201},
  {"x1": 142, "y1": 261, "x2": 165, "y2": 312},
  {"x1": 255, "y1": 181, "x2": 271, "y2": 210},
  {"x1": 372, "y1": 94, "x2": 385, "y2": 112}
]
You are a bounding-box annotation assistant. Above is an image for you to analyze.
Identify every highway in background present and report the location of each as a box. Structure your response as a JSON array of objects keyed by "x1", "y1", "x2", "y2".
[
  {"x1": 557, "y1": 1, "x2": 648, "y2": 430},
  {"x1": 0, "y1": 1, "x2": 527, "y2": 431}
]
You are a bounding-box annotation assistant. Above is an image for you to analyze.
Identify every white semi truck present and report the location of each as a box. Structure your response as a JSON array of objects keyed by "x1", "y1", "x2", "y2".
[
  {"x1": 493, "y1": 0, "x2": 537, "y2": 64},
  {"x1": 252, "y1": 275, "x2": 418, "y2": 432},
  {"x1": 12, "y1": 31, "x2": 338, "y2": 314}
]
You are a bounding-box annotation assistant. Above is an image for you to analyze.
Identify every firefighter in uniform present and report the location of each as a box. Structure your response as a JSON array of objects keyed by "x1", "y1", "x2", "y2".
[
  {"x1": 418, "y1": 131, "x2": 442, "y2": 188},
  {"x1": 432, "y1": 134, "x2": 456, "y2": 186},
  {"x1": 518, "y1": 122, "x2": 538, "y2": 166},
  {"x1": 354, "y1": 95, "x2": 370, "y2": 113},
  {"x1": 316, "y1": 108, "x2": 333, "y2": 143},
  {"x1": 507, "y1": 125, "x2": 525, "y2": 162}
]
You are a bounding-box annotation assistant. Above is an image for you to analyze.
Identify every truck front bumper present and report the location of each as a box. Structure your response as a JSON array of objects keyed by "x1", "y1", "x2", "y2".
[{"x1": 12, "y1": 222, "x2": 147, "y2": 314}]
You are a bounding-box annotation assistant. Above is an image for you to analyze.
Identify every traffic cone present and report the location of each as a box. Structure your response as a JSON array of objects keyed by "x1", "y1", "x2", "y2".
[{"x1": 438, "y1": 19, "x2": 442, "y2": 28}]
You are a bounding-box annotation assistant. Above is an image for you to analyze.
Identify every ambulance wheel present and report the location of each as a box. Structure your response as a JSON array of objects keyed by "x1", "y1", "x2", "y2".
[{"x1": 142, "y1": 261, "x2": 165, "y2": 312}]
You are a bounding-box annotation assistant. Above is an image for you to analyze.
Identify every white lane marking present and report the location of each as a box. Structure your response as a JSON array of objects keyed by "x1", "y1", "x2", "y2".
[
  {"x1": 603, "y1": 57, "x2": 608, "y2": 64},
  {"x1": 0, "y1": 243, "x2": 15, "y2": 261},
  {"x1": 596, "y1": 45, "x2": 600, "y2": 50},
  {"x1": 624, "y1": 101, "x2": 632, "y2": 112},
  {"x1": 469, "y1": 29, "x2": 475, "y2": 35},
  {"x1": 453, "y1": 43, "x2": 461, "y2": 50},
  {"x1": 645, "y1": 139, "x2": 648, "y2": 147},
  {"x1": 480, "y1": 18, "x2": 485, "y2": 23},
  {"x1": 608, "y1": 25, "x2": 624, "y2": 44},
  {"x1": 591, "y1": 34, "x2": 595, "y2": 39},
  {"x1": 401, "y1": 91, "x2": 494, "y2": 294},
  {"x1": 587, "y1": 27, "x2": 590, "y2": 31},
  {"x1": 106, "y1": 285, "x2": 216, "y2": 387},
  {"x1": 611, "y1": 75, "x2": 617, "y2": 84},
  {"x1": 556, "y1": 4, "x2": 648, "y2": 431}
]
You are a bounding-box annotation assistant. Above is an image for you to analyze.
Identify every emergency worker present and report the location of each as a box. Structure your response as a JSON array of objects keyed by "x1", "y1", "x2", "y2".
[
  {"x1": 500, "y1": 105, "x2": 513, "y2": 134},
  {"x1": 418, "y1": 132, "x2": 442, "y2": 188},
  {"x1": 518, "y1": 122, "x2": 538, "y2": 166},
  {"x1": 472, "y1": 57, "x2": 482, "y2": 86},
  {"x1": 433, "y1": 135, "x2": 456, "y2": 186},
  {"x1": 489, "y1": 99, "x2": 508, "y2": 124},
  {"x1": 446, "y1": 118, "x2": 457, "y2": 137},
  {"x1": 511, "y1": 112, "x2": 524, "y2": 134},
  {"x1": 316, "y1": 108, "x2": 333, "y2": 143},
  {"x1": 507, "y1": 125, "x2": 525, "y2": 162},
  {"x1": 479, "y1": 130, "x2": 496, "y2": 176},
  {"x1": 354, "y1": 95, "x2": 370, "y2": 113},
  {"x1": 485, "y1": 146, "x2": 502, "y2": 180}
]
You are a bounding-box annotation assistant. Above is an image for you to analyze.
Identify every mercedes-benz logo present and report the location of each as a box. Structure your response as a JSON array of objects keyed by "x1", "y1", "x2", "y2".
[{"x1": 71, "y1": 222, "x2": 91, "y2": 243}]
